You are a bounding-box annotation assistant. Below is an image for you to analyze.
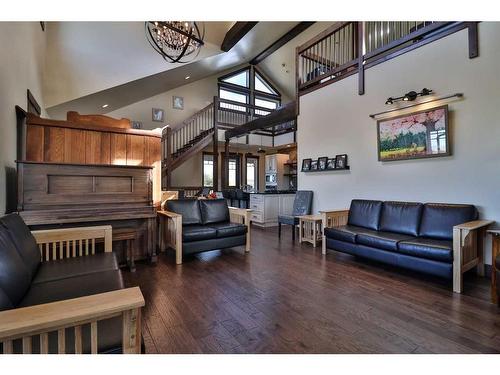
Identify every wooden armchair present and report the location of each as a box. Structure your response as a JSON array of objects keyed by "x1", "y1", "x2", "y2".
[
  {"x1": 158, "y1": 206, "x2": 252, "y2": 265},
  {"x1": 0, "y1": 225, "x2": 145, "y2": 354}
]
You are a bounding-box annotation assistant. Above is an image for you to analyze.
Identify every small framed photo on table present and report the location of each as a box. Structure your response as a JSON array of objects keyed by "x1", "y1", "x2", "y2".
[
  {"x1": 335, "y1": 154, "x2": 348, "y2": 169},
  {"x1": 327, "y1": 157, "x2": 336, "y2": 170},
  {"x1": 301, "y1": 158, "x2": 312, "y2": 171},
  {"x1": 318, "y1": 156, "x2": 328, "y2": 170}
]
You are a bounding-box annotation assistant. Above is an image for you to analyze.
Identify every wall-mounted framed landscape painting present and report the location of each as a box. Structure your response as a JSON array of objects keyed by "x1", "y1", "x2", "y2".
[{"x1": 377, "y1": 105, "x2": 450, "y2": 162}]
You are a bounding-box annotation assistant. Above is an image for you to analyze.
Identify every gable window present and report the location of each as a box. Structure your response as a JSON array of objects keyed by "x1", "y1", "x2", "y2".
[{"x1": 218, "y1": 66, "x2": 281, "y2": 116}]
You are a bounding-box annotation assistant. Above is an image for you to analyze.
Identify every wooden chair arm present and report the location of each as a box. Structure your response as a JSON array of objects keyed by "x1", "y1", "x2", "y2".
[
  {"x1": 157, "y1": 210, "x2": 183, "y2": 264},
  {"x1": 0, "y1": 287, "x2": 144, "y2": 354},
  {"x1": 157, "y1": 210, "x2": 182, "y2": 219},
  {"x1": 31, "y1": 225, "x2": 113, "y2": 260},
  {"x1": 454, "y1": 220, "x2": 494, "y2": 231},
  {"x1": 228, "y1": 207, "x2": 252, "y2": 253},
  {"x1": 319, "y1": 209, "x2": 350, "y2": 228}
]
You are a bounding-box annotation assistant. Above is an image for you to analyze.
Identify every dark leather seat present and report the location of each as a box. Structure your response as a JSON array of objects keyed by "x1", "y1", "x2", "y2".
[
  {"x1": 183, "y1": 225, "x2": 217, "y2": 242},
  {"x1": 277, "y1": 214, "x2": 299, "y2": 226},
  {"x1": 0, "y1": 213, "x2": 140, "y2": 354},
  {"x1": 324, "y1": 200, "x2": 477, "y2": 280},
  {"x1": 397, "y1": 238, "x2": 453, "y2": 262},
  {"x1": 33, "y1": 252, "x2": 119, "y2": 284},
  {"x1": 166, "y1": 199, "x2": 248, "y2": 257}
]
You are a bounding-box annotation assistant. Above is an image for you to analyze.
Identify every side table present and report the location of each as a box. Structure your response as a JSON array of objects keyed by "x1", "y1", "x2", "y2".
[{"x1": 298, "y1": 215, "x2": 323, "y2": 247}]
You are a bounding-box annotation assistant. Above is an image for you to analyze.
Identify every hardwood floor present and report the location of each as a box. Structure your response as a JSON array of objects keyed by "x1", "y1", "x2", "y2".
[{"x1": 123, "y1": 225, "x2": 500, "y2": 354}]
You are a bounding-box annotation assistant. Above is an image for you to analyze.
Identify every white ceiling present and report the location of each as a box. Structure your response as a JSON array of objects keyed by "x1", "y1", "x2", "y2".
[{"x1": 46, "y1": 21, "x2": 300, "y2": 119}]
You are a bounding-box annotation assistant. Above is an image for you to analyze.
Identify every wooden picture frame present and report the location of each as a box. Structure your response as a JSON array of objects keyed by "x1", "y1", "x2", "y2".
[
  {"x1": 326, "y1": 157, "x2": 336, "y2": 170},
  {"x1": 172, "y1": 96, "x2": 184, "y2": 110},
  {"x1": 310, "y1": 160, "x2": 318, "y2": 171},
  {"x1": 301, "y1": 158, "x2": 312, "y2": 171},
  {"x1": 335, "y1": 154, "x2": 348, "y2": 169},
  {"x1": 377, "y1": 105, "x2": 450, "y2": 162},
  {"x1": 318, "y1": 156, "x2": 328, "y2": 170},
  {"x1": 152, "y1": 108, "x2": 164, "y2": 122}
]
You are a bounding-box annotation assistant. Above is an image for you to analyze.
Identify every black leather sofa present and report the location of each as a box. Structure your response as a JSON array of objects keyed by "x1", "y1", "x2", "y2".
[
  {"x1": 0, "y1": 214, "x2": 143, "y2": 354},
  {"x1": 323, "y1": 199, "x2": 484, "y2": 291},
  {"x1": 161, "y1": 199, "x2": 251, "y2": 264}
]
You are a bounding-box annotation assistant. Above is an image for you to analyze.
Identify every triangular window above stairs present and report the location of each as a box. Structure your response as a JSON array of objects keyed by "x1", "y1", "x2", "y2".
[{"x1": 221, "y1": 69, "x2": 249, "y2": 88}]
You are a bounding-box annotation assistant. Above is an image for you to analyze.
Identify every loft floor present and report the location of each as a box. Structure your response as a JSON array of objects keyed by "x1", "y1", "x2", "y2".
[{"x1": 123, "y1": 226, "x2": 500, "y2": 354}]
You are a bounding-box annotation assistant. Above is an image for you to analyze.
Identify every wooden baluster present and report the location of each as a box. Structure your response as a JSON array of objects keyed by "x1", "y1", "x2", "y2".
[
  {"x1": 3, "y1": 340, "x2": 13, "y2": 354},
  {"x1": 52, "y1": 242, "x2": 56, "y2": 261},
  {"x1": 85, "y1": 239, "x2": 89, "y2": 256},
  {"x1": 66, "y1": 240, "x2": 70, "y2": 258},
  {"x1": 79, "y1": 239, "x2": 83, "y2": 257},
  {"x1": 91, "y1": 238, "x2": 95, "y2": 255},
  {"x1": 59, "y1": 241, "x2": 63, "y2": 259},
  {"x1": 73, "y1": 240, "x2": 76, "y2": 258},
  {"x1": 40, "y1": 333, "x2": 49, "y2": 354},
  {"x1": 39, "y1": 243, "x2": 43, "y2": 261},
  {"x1": 22, "y1": 336, "x2": 32, "y2": 353},
  {"x1": 74, "y1": 326, "x2": 83, "y2": 354},
  {"x1": 58, "y1": 329, "x2": 65, "y2": 354},
  {"x1": 91, "y1": 321, "x2": 98, "y2": 354}
]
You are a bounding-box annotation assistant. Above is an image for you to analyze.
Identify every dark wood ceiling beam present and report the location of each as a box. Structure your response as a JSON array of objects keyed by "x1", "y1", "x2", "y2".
[
  {"x1": 250, "y1": 22, "x2": 315, "y2": 65},
  {"x1": 225, "y1": 101, "x2": 297, "y2": 140},
  {"x1": 221, "y1": 22, "x2": 258, "y2": 52}
]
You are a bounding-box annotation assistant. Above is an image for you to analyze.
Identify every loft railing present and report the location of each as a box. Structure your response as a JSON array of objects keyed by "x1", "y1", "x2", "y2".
[{"x1": 297, "y1": 21, "x2": 477, "y2": 95}]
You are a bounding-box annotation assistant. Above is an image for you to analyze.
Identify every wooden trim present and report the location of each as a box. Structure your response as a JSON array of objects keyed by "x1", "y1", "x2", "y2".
[
  {"x1": 16, "y1": 160, "x2": 153, "y2": 170},
  {"x1": 27, "y1": 113, "x2": 162, "y2": 139},
  {"x1": 221, "y1": 22, "x2": 258, "y2": 52},
  {"x1": 250, "y1": 22, "x2": 315, "y2": 65}
]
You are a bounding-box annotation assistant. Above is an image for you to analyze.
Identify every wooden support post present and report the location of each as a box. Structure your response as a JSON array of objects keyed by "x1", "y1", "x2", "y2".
[
  {"x1": 175, "y1": 215, "x2": 183, "y2": 265},
  {"x1": 224, "y1": 139, "x2": 230, "y2": 189},
  {"x1": 468, "y1": 22, "x2": 479, "y2": 58},
  {"x1": 166, "y1": 126, "x2": 172, "y2": 189},
  {"x1": 453, "y1": 227, "x2": 463, "y2": 293},
  {"x1": 213, "y1": 96, "x2": 219, "y2": 191},
  {"x1": 357, "y1": 21, "x2": 365, "y2": 95}
]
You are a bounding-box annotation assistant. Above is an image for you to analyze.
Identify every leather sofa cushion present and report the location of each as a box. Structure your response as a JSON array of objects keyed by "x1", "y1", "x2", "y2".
[
  {"x1": 182, "y1": 225, "x2": 217, "y2": 242},
  {"x1": 278, "y1": 215, "x2": 299, "y2": 226},
  {"x1": 200, "y1": 199, "x2": 230, "y2": 224},
  {"x1": 379, "y1": 201, "x2": 423, "y2": 236},
  {"x1": 183, "y1": 234, "x2": 246, "y2": 255},
  {"x1": 324, "y1": 225, "x2": 369, "y2": 244},
  {"x1": 356, "y1": 230, "x2": 413, "y2": 251},
  {"x1": 19, "y1": 270, "x2": 124, "y2": 308},
  {"x1": 397, "y1": 238, "x2": 453, "y2": 263},
  {"x1": 419, "y1": 203, "x2": 477, "y2": 240},
  {"x1": 0, "y1": 230, "x2": 32, "y2": 306},
  {"x1": 0, "y1": 214, "x2": 40, "y2": 279},
  {"x1": 32, "y1": 252, "x2": 119, "y2": 284},
  {"x1": 347, "y1": 199, "x2": 383, "y2": 230},
  {"x1": 209, "y1": 222, "x2": 247, "y2": 238},
  {"x1": 166, "y1": 199, "x2": 202, "y2": 225},
  {"x1": 0, "y1": 287, "x2": 14, "y2": 311}
]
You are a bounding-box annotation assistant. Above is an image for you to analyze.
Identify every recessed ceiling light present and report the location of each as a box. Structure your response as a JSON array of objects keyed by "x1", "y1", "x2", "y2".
[
  {"x1": 102, "y1": 104, "x2": 109, "y2": 108},
  {"x1": 185, "y1": 76, "x2": 190, "y2": 80}
]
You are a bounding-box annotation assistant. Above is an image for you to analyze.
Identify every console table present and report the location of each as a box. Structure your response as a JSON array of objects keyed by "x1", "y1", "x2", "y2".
[{"x1": 298, "y1": 215, "x2": 323, "y2": 247}]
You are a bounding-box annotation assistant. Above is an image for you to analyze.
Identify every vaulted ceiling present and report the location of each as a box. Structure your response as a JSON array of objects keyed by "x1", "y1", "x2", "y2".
[{"x1": 44, "y1": 21, "x2": 308, "y2": 119}]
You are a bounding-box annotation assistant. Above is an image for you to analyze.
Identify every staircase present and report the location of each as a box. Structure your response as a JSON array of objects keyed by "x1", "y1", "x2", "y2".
[{"x1": 162, "y1": 100, "x2": 217, "y2": 189}]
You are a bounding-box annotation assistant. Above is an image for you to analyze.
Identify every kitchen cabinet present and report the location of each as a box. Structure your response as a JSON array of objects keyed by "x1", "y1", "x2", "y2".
[{"x1": 249, "y1": 193, "x2": 295, "y2": 227}]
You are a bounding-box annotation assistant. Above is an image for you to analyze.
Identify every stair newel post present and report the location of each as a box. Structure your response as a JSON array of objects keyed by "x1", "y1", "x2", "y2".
[
  {"x1": 166, "y1": 126, "x2": 172, "y2": 189},
  {"x1": 213, "y1": 97, "x2": 219, "y2": 191}
]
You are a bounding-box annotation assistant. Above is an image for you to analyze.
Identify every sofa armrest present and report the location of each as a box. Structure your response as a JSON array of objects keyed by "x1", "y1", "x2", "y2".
[
  {"x1": 0, "y1": 287, "x2": 144, "y2": 354},
  {"x1": 228, "y1": 207, "x2": 252, "y2": 253},
  {"x1": 157, "y1": 210, "x2": 183, "y2": 264},
  {"x1": 452, "y1": 219, "x2": 494, "y2": 293},
  {"x1": 319, "y1": 209, "x2": 349, "y2": 255},
  {"x1": 31, "y1": 225, "x2": 113, "y2": 261}
]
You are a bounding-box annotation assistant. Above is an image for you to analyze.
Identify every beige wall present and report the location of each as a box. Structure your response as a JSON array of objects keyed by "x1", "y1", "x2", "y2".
[
  {"x1": 107, "y1": 73, "x2": 219, "y2": 130},
  {"x1": 0, "y1": 22, "x2": 47, "y2": 214},
  {"x1": 298, "y1": 22, "x2": 500, "y2": 264}
]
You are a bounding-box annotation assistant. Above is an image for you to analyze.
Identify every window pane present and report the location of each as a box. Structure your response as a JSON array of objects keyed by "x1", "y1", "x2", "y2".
[
  {"x1": 219, "y1": 88, "x2": 248, "y2": 112},
  {"x1": 255, "y1": 73, "x2": 278, "y2": 95},
  {"x1": 203, "y1": 154, "x2": 214, "y2": 187},
  {"x1": 222, "y1": 71, "x2": 248, "y2": 87},
  {"x1": 228, "y1": 160, "x2": 237, "y2": 187},
  {"x1": 255, "y1": 98, "x2": 278, "y2": 116},
  {"x1": 246, "y1": 157, "x2": 258, "y2": 191}
]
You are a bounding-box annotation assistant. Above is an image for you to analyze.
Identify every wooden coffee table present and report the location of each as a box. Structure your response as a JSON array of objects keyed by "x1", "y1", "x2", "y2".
[{"x1": 298, "y1": 215, "x2": 323, "y2": 247}]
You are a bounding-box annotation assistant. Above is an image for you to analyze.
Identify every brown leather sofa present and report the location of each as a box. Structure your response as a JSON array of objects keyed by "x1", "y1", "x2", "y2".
[{"x1": 0, "y1": 214, "x2": 144, "y2": 354}]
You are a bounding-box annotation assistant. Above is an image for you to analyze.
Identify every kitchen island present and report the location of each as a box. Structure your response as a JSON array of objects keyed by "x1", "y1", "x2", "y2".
[{"x1": 249, "y1": 191, "x2": 296, "y2": 227}]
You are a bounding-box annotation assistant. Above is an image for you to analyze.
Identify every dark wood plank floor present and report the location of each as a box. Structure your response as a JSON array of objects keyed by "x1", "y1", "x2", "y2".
[{"x1": 123, "y1": 225, "x2": 500, "y2": 354}]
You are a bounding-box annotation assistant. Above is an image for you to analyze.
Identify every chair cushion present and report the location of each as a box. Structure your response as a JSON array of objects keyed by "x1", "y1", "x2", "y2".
[
  {"x1": 324, "y1": 225, "x2": 370, "y2": 244},
  {"x1": 182, "y1": 225, "x2": 217, "y2": 242},
  {"x1": 0, "y1": 229, "x2": 32, "y2": 306},
  {"x1": 199, "y1": 199, "x2": 230, "y2": 224},
  {"x1": 419, "y1": 203, "x2": 478, "y2": 240},
  {"x1": 347, "y1": 199, "x2": 383, "y2": 230},
  {"x1": 397, "y1": 238, "x2": 453, "y2": 263},
  {"x1": 278, "y1": 215, "x2": 299, "y2": 226},
  {"x1": 0, "y1": 214, "x2": 40, "y2": 279},
  {"x1": 19, "y1": 270, "x2": 124, "y2": 308},
  {"x1": 292, "y1": 191, "x2": 313, "y2": 216},
  {"x1": 32, "y1": 252, "x2": 119, "y2": 284},
  {"x1": 209, "y1": 222, "x2": 247, "y2": 238},
  {"x1": 379, "y1": 201, "x2": 423, "y2": 236},
  {"x1": 166, "y1": 199, "x2": 202, "y2": 225},
  {"x1": 356, "y1": 230, "x2": 413, "y2": 251}
]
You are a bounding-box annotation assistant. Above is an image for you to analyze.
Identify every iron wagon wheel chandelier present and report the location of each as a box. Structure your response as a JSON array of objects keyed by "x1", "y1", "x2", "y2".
[{"x1": 145, "y1": 21, "x2": 205, "y2": 63}]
